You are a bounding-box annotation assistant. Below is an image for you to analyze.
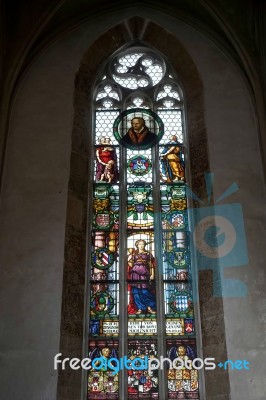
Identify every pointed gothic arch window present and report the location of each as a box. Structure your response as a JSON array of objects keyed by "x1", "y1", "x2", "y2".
[{"x1": 88, "y1": 44, "x2": 199, "y2": 400}]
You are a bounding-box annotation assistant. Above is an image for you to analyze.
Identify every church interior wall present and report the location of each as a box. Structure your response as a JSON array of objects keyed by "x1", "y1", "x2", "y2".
[{"x1": 0, "y1": 9, "x2": 265, "y2": 400}]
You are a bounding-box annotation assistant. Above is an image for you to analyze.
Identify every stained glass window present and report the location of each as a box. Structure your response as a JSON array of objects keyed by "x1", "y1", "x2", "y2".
[{"x1": 88, "y1": 46, "x2": 199, "y2": 399}]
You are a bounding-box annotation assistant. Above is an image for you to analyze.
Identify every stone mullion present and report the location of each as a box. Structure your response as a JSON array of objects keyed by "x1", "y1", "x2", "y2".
[{"x1": 118, "y1": 144, "x2": 129, "y2": 399}]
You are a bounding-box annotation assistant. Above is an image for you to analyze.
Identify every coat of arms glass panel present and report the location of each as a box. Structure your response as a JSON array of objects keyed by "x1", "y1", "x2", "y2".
[{"x1": 88, "y1": 46, "x2": 199, "y2": 400}]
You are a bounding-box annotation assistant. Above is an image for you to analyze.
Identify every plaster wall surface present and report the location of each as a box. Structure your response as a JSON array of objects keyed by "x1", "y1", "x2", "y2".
[
  {"x1": 165, "y1": 16, "x2": 266, "y2": 400},
  {"x1": 0, "y1": 8, "x2": 265, "y2": 400}
]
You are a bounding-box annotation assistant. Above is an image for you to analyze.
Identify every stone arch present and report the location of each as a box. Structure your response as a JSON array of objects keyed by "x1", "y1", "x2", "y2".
[{"x1": 58, "y1": 16, "x2": 229, "y2": 400}]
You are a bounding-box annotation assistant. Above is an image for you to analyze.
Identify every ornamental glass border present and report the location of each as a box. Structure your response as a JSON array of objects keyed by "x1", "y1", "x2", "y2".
[{"x1": 87, "y1": 44, "x2": 199, "y2": 400}]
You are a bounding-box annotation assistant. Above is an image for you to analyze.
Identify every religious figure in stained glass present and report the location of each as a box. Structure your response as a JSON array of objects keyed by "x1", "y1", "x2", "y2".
[
  {"x1": 160, "y1": 135, "x2": 185, "y2": 182},
  {"x1": 113, "y1": 108, "x2": 164, "y2": 150},
  {"x1": 121, "y1": 117, "x2": 157, "y2": 147},
  {"x1": 127, "y1": 239, "x2": 156, "y2": 315},
  {"x1": 95, "y1": 136, "x2": 118, "y2": 183},
  {"x1": 167, "y1": 341, "x2": 198, "y2": 394},
  {"x1": 89, "y1": 45, "x2": 199, "y2": 399},
  {"x1": 88, "y1": 343, "x2": 119, "y2": 397}
]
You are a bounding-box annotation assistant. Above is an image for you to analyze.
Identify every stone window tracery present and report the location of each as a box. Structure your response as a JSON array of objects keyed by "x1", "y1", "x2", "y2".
[{"x1": 88, "y1": 44, "x2": 199, "y2": 400}]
